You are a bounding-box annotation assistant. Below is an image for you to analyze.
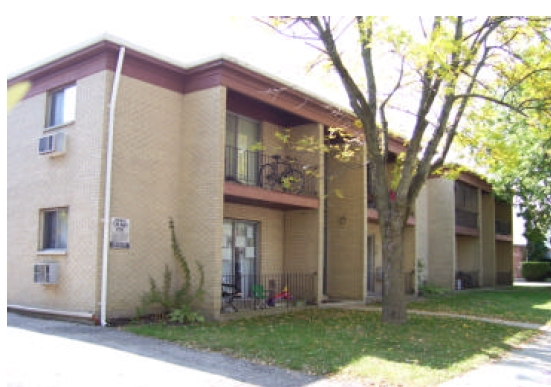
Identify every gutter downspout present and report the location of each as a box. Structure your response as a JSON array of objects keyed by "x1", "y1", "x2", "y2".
[{"x1": 100, "y1": 46, "x2": 126, "y2": 327}]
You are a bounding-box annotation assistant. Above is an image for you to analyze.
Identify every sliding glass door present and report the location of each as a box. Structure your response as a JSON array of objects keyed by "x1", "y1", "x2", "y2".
[{"x1": 222, "y1": 219, "x2": 259, "y2": 297}]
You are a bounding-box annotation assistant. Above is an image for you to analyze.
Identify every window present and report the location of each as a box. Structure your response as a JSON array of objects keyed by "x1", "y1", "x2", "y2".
[
  {"x1": 225, "y1": 112, "x2": 260, "y2": 185},
  {"x1": 46, "y1": 84, "x2": 76, "y2": 128},
  {"x1": 40, "y1": 207, "x2": 68, "y2": 251}
]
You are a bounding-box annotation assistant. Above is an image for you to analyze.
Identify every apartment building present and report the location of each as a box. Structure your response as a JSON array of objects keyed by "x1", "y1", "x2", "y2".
[
  {"x1": 415, "y1": 174, "x2": 514, "y2": 291},
  {"x1": 7, "y1": 35, "x2": 513, "y2": 324}
]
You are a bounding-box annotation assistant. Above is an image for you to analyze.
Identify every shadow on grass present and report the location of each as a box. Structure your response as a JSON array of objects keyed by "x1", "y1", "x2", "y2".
[{"x1": 126, "y1": 308, "x2": 537, "y2": 385}]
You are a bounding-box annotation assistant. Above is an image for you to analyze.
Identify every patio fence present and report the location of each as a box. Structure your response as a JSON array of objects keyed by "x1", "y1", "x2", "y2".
[{"x1": 221, "y1": 272, "x2": 317, "y2": 313}]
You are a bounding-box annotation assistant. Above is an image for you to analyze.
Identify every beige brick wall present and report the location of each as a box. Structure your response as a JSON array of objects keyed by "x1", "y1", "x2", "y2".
[
  {"x1": 481, "y1": 192, "x2": 496, "y2": 286},
  {"x1": 104, "y1": 75, "x2": 191, "y2": 318},
  {"x1": 496, "y1": 241, "x2": 513, "y2": 272},
  {"x1": 424, "y1": 179, "x2": 456, "y2": 289},
  {"x1": 326, "y1": 149, "x2": 367, "y2": 299},
  {"x1": 177, "y1": 86, "x2": 226, "y2": 319},
  {"x1": 7, "y1": 71, "x2": 110, "y2": 315},
  {"x1": 415, "y1": 185, "x2": 429, "y2": 284},
  {"x1": 456, "y1": 235, "x2": 480, "y2": 272}
]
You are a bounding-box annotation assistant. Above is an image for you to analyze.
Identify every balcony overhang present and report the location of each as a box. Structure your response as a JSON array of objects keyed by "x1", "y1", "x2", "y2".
[
  {"x1": 367, "y1": 208, "x2": 416, "y2": 226},
  {"x1": 224, "y1": 182, "x2": 319, "y2": 210},
  {"x1": 455, "y1": 225, "x2": 479, "y2": 237},
  {"x1": 495, "y1": 234, "x2": 513, "y2": 242}
]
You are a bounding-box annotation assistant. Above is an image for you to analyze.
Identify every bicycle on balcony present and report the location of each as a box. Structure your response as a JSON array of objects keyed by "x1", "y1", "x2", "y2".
[{"x1": 258, "y1": 155, "x2": 305, "y2": 194}]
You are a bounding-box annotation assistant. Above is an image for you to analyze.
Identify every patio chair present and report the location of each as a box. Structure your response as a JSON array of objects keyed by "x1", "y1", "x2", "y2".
[
  {"x1": 251, "y1": 284, "x2": 270, "y2": 309},
  {"x1": 221, "y1": 283, "x2": 241, "y2": 312}
]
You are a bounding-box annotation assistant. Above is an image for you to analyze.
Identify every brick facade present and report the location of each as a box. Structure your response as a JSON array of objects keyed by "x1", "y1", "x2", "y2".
[{"x1": 7, "y1": 36, "x2": 514, "y2": 322}]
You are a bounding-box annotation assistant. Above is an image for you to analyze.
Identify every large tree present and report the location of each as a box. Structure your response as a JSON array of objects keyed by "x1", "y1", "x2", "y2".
[
  {"x1": 261, "y1": 16, "x2": 551, "y2": 323},
  {"x1": 461, "y1": 43, "x2": 551, "y2": 247}
]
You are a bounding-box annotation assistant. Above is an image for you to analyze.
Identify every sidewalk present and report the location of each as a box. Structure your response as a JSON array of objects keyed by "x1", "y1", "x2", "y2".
[
  {"x1": 320, "y1": 281, "x2": 551, "y2": 386},
  {"x1": 440, "y1": 329, "x2": 551, "y2": 386}
]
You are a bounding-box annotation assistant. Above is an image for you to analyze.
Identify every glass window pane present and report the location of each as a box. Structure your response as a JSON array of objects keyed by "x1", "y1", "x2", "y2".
[
  {"x1": 49, "y1": 90, "x2": 64, "y2": 126},
  {"x1": 56, "y1": 208, "x2": 68, "y2": 248},
  {"x1": 43, "y1": 211, "x2": 56, "y2": 249},
  {"x1": 63, "y1": 85, "x2": 76, "y2": 123},
  {"x1": 41, "y1": 208, "x2": 68, "y2": 250},
  {"x1": 48, "y1": 85, "x2": 76, "y2": 127}
]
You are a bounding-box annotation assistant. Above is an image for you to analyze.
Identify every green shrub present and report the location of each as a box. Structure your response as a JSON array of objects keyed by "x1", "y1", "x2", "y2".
[
  {"x1": 521, "y1": 262, "x2": 551, "y2": 281},
  {"x1": 418, "y1": 283, "x2": 451, "y2": 296}
]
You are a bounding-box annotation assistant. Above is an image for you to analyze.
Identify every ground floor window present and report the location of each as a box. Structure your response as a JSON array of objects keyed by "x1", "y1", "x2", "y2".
[
  {"x1": 39, "y1": 207, "x2": 68, "y2": 251},
  {"x1": 222, "y1": 219, "x2": 258, "y2": 297}
]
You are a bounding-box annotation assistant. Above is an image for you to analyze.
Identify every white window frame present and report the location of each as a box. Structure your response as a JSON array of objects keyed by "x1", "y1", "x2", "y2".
[
  {"x1": 38, "y1": 207, "x2": 68, "y2": 253},
  {"x1": 46, "y1": 84, "x2": 76, "y2": 129}
]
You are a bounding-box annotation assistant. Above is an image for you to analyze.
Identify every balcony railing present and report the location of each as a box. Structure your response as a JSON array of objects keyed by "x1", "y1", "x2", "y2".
[
  {"x1": 496, "y1": 271, "x2": 513, "y2": 286},
  {"x1": 455, "y1": 208, "x2": 478, "y2": 229},
  {"x1": 455, "y1": 271, "x2": 479, "y2": 289},
  {"x1": 224, "y1": 146, "x2": 318, "y2": 196},
  {"x1": 221, "y1": 272, "x2": 317, "y2": 313},
  {"x1": 495, "y1": 220, "x2": 512, "y2": 235}
]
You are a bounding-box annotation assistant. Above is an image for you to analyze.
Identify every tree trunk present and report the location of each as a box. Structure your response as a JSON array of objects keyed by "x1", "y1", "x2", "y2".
[{"x1": 380, "y1": 210, "x2": 407, "y2": 323}]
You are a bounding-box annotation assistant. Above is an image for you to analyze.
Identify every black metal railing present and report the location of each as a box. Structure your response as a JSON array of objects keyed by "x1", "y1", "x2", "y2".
[
  {"x1": 496, "y1": 271, "x2": 513, "y2": 286},
  {"x1": 455, "y1": 271, "x2": 479, "y2": 289},
  {"x1": 495, "y1": 220, "x2": 512, "y2": 235},
  {"x1": 455, "y1": 209, "x2": 478, "y2": 229},
  {"x1": 224, "y1": 146, "x2": 318, "y2": 196},
  {"x1": 221, "y1": 272, "x2": 317, "y2": 313}
]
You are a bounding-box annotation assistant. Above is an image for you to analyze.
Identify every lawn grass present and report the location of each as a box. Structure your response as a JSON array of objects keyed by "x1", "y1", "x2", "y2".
[
  {"x1": 409, "y1": 286, "x2": 551, "y2": 325},
  {"x1": 125, "y1": 308, "x2": 538, "y2": 386}
]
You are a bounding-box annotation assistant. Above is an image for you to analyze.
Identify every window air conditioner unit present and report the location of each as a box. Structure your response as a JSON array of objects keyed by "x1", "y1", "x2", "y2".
[
  {"x1": 33, "y1": 262, "x2": 60, "y2": 284},
  {"x1": 38, "y1": 132, "x2": 66, "y2": 156}
]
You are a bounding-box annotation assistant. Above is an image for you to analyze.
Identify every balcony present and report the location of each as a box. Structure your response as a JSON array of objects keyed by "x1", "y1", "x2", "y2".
[
  {"x1": 224, "y1": 146, "x2": 319, "y2": 209},
  {"x1": 495, "y1": 219, "x2": 513, "y2": 241},
  {"x1": 455, "y1": 208, "x2": 478, "y2": 236}
]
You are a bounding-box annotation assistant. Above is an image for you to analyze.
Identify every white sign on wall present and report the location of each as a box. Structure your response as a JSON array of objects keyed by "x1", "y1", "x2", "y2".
[{"x1": 110, "y1": 217, "x2": 130, "y2": 249}]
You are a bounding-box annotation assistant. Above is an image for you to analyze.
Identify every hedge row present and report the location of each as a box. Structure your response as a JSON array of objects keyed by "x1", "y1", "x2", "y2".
[{"x1": 521, "y1": 262, "x2": 551, "y2": 281}]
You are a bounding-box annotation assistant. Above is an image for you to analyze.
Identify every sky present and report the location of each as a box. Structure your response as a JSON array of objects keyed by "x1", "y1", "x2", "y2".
[
  {"x1": 5, "y1": 5, "x2": 342, "y2": 102},
  {"x1": 5, "y1": 6, "x2": 537, "y2": 244}
]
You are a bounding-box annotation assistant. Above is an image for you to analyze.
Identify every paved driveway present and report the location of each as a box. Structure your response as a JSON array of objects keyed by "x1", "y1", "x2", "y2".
[{"x1": 6, "y1": 312, "x2": 362, "y2": 387}]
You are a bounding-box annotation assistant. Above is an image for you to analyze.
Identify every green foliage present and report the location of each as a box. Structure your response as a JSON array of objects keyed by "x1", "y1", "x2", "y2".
[
  {"x1": 418, "y1": 283, "x2": 451, "y2": 296},
  {"x1": 168, "y1": 305, "x2": 205, "y2": 324},
  {"x1": 140, "y1": 264, "x2": 175, "y2": 313},
  {"x1": 139, "y1": 218, "x2": 204, "y2": 323},
  {"x1": 521, "y1": 262, "x2": 551, "y2": 281},
  {"x1": 527, "y1": 238, "x2": 550, "y2": 262},
  {"x1": 461, "y1": 37, "x2": 551, "y2": 240},
  {"x1": 7, "y1": 81, "x2": 31, "y2": 112}
]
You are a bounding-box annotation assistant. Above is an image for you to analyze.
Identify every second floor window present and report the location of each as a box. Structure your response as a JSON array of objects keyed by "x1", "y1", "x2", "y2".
[
  {"x1": 46, "y1": 84, "x2": 76, "y2": 128},
  {"x1": 225, "y1": 112, "x2": 260, "y2": 185}
]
